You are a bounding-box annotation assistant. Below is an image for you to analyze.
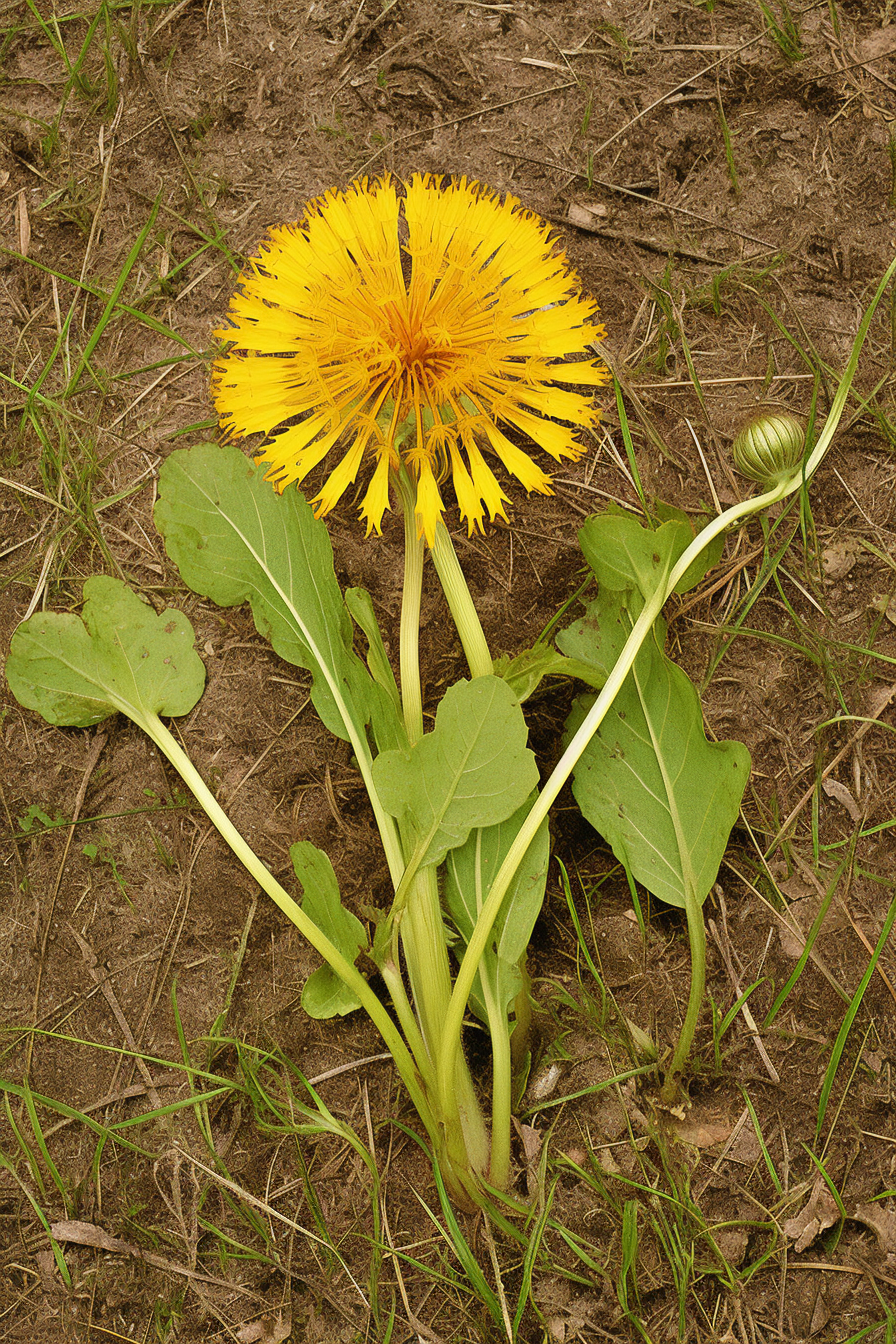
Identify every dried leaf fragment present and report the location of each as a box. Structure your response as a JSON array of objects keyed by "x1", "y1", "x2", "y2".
[
  {"x1": 859, "y1": 26, "x2": 896, "y2": 60},
  {"x1": 871, "y1": 594, "x2": 896, "y2": 626},
  {"x1": 567, "y1": 202, "x2": 610, "y2": 231},
  {"x1": 236, "y1": 1316, "x2": 292, "y2": 1344},
  {"x1": 822, "y1": 778, "x2": 862, "y2": 820},
  {"x1": 852, "y1": 1201, "x2": 896, "y2": 1252},
  {"x1": 822, "y1": 539, "x2": 860, "y2": 580},
  {"x1": 783, "y1": 1176, "x2": 840, "y2": 1252},
  {"x1": 672, "y1": 1118, "x2": 733, "y2": 1149}
]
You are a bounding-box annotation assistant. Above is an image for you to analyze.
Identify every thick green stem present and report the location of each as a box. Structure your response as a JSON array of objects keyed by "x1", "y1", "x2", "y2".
[
  {"x1": 398, "y1": 472, "x2": 425, "y2": 745},
  {"x1": 480, "y1": 977, "x2": 512, "y2": 1189},
  {"x1": 380, "y1": 958, "x2": 431, "y2": 1086},
  {"x1": 139, "y1": 714, "x2": 435, "y2": 1136},
  {"x1": 430, "y1": 521, "x2": 492, "y2": 679},
  {"x1": 392, "y1": 468, "x2": 491, "y2": 1183},
  {"x1": 661, "y1": 884, "x2": 707, "y2": 1102},
  {"x1": 401, "y1": 866, "x2": 452, "y2": 1051}
]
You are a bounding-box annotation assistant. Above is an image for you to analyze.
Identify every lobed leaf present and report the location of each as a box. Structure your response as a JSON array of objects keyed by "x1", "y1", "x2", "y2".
[
  {"x1": 373, "y1": 676, "x2": 538, "y2": 870},
  {"x1": 579, "y1": 511, "x2": 723, "y2": 599},
  {"x1": 345, "y1": 586, "x2": 406, "y2": 751},
  {"x1": 5, "y1": 576, "x2": 205, "y2": 730}
]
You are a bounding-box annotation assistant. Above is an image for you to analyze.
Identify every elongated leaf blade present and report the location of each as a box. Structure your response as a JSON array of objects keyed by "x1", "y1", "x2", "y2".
[
  {"x1": 372, "y1": 676, "x2": 538, "y2": 869},
  {"x1": 291, "y1": 841, "x2": 367, "y2": 1018},
  {"x1": 155, "y1": 443, "x2": 397, "y2": 746},
  {"x1": 560, "y1": 593, "x2": 749, "y2": 909},
  {"x1": 444, "y1": 798, "x2": 549, "y2": 1020},
  {"x1": 5, "y1": 576, "x2": 205, "y2": 728},
  {"x1": 345, "y1": 586, "x2": 406, "y2": 752}
]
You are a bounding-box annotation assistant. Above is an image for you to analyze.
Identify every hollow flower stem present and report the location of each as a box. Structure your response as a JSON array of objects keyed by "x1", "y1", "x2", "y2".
[
  {"x1": 430, "y1": 521, "x2": 492, "y2": 679},
  {"x1": 397, "y1": 470, "x2": 425, "y2": 745},
  {"x1": 393, "y1": 467, "x2": 491, "y2": 1186}
]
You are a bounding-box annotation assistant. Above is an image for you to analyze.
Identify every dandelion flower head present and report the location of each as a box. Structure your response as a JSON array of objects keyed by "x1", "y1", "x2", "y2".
[{"x1": 212, "y1": 174, "x2": 607, "y2": 545}]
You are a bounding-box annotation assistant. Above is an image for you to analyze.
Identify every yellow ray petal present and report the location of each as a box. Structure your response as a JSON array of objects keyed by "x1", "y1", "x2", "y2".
[
  {"x1": 462, "y1": 433, "x2": 510, "y2": 524},
  {"x1": 496, "y1": 404, "x2": 585, "y2": 462},
  {"x1": 312, "y1": 434, "x2": 370, "y2": 517},
  {"x1": 358, "y1": 447, "x2": 393, "y2": 535},
  {"x1": 414, "y1": 456, "x2": 446, "y2": 547},
  {"x1": 481, "y1": 422, "x2": 554, "y2": 493},
  {"x1": 447, "y1": 441, "x2": 486, "y2": 536},
  {"x1": 257, "y1": 412, "x2": 358, "y2": 489}
]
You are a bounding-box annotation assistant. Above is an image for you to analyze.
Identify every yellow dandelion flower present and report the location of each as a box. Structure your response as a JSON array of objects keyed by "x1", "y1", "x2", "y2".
[{"x1": 212, "y1": 174, "x2": 607, "y2": 546}]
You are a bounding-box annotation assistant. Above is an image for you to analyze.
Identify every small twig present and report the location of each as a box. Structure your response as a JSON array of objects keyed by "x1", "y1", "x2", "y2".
[
  {"x1": 672, "y1": 544, "x2": 766, "y2": 623},
  {"x1": 481, "y1": 1215, "x2": 514, "y2": 1344},
  {"x1": 173, "y1": 1145, "x2": 371, "y2": 1310},
  {"x1": 67, "y1": 924, "x2": 162, "y2": 1108},
  {"x1": 361, "y1": 1081, "x2": 444, "y2": 1344},
  {"x1": 308, "y1": 1053, "x2": 391, "y2": 1086},
  {"x1": 330, "y1": 0, "x2": 399, "y2": 61},
  {"x1": 687, "y1": 418, "x2": 723, "y2": 514},
  {"x1": 708, "y1": 904, "x2": 780, "y2": 1085},
  {"x1": 506, "y1": 149, "x2": 780, "y2": 252},
  {"x1": 355, "y1": 81, "x2": 577, "y2": 175},
  {"x1": 50, "y1": 1218, "x2": 266, "y2": 1298},
  {"x1": 548, "y1": 213, "x2": 728, "y2": 266}
]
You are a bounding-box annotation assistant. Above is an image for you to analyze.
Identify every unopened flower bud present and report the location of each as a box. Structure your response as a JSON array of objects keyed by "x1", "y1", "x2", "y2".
[{"x1": 732, "y1": 411, "x2": 805, "y2": 486}]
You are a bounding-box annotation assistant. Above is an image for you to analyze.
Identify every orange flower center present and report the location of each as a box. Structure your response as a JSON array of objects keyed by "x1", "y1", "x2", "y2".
[{"x1": 385, "y1": 316, "x2": 459, "y2": 409}]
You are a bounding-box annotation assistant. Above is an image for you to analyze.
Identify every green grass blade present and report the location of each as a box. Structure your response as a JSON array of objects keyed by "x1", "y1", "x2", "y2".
[
  {"x1": 816, "y1": 889, "x2": 896, "y2": 1139},
  {"x1": 66, "y1": 194, "x2": 162, "y2": 396}
]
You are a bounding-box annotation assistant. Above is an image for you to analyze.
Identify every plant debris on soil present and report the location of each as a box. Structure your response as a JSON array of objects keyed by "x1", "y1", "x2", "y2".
[{"x1": 2, "y1": 1, "x2": 896, "y2": 1341}]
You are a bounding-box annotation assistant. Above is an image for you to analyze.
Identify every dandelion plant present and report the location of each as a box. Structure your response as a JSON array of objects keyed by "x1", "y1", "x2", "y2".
[{"x1": 8, "y1": 172, "x2": 894, "y2": 1208}]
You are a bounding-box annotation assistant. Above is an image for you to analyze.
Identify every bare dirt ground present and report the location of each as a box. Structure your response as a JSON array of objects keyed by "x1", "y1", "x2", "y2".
[{"x1": 2, "y1": 1, "x2": 896, "y2": 1340}]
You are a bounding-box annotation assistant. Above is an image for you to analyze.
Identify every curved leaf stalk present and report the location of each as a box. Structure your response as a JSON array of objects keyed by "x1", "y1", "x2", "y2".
[
  {"x1": 479, "y1": 973, "x2": 513, "y2": 1189},
  {"x1": 661, "y1": 879, "x2": 707, "y2": 1101},
  {"x1": 438, "y1": 252, "x2": 896, "y2": 1105},
  {"x1": 157, "y1": 710, "x2": 484, "y2": 1200},
  {"x1": 140, "y1": 715, "x2": 435, "y2": 1136},
  {"x1": 160, "y1": 459, "x2": 409, "y2": 894}
]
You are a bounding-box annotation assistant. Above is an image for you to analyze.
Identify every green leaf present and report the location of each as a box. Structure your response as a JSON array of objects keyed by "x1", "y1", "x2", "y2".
[
  {"x1": 373, "y1": 676, "x2": 539, "y2": 870},
  {"x1": 345, "y1": 586, "x2": 406, "y2": 751},
  {"x1": 17, "y1": 804, "x2": 62, "y2": 834},
  {"x1": 494, "y1": 644, "x2": 605, "y2": 702},
  {"x1": 154, "y1": 442, "x2": 398, "y2": 748},
  {"x1": 560, "y1": 592, "x2": 749, "y2": 910},
  {"x1": 579, "y1": 512, "x2": 723, "y2": 599},
  {"x1": 290, "y1": 841, "x2": 368, "y2": 1019},
  {"x1": 444, "y1": 798, "x2": 549, "y2": 1021},
  {"x1": 5, "y1": 576, "x2": 205, "y2": 729},
  {"x1": 345, "y1": 588, "x2": 400, "y2": 707}
]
